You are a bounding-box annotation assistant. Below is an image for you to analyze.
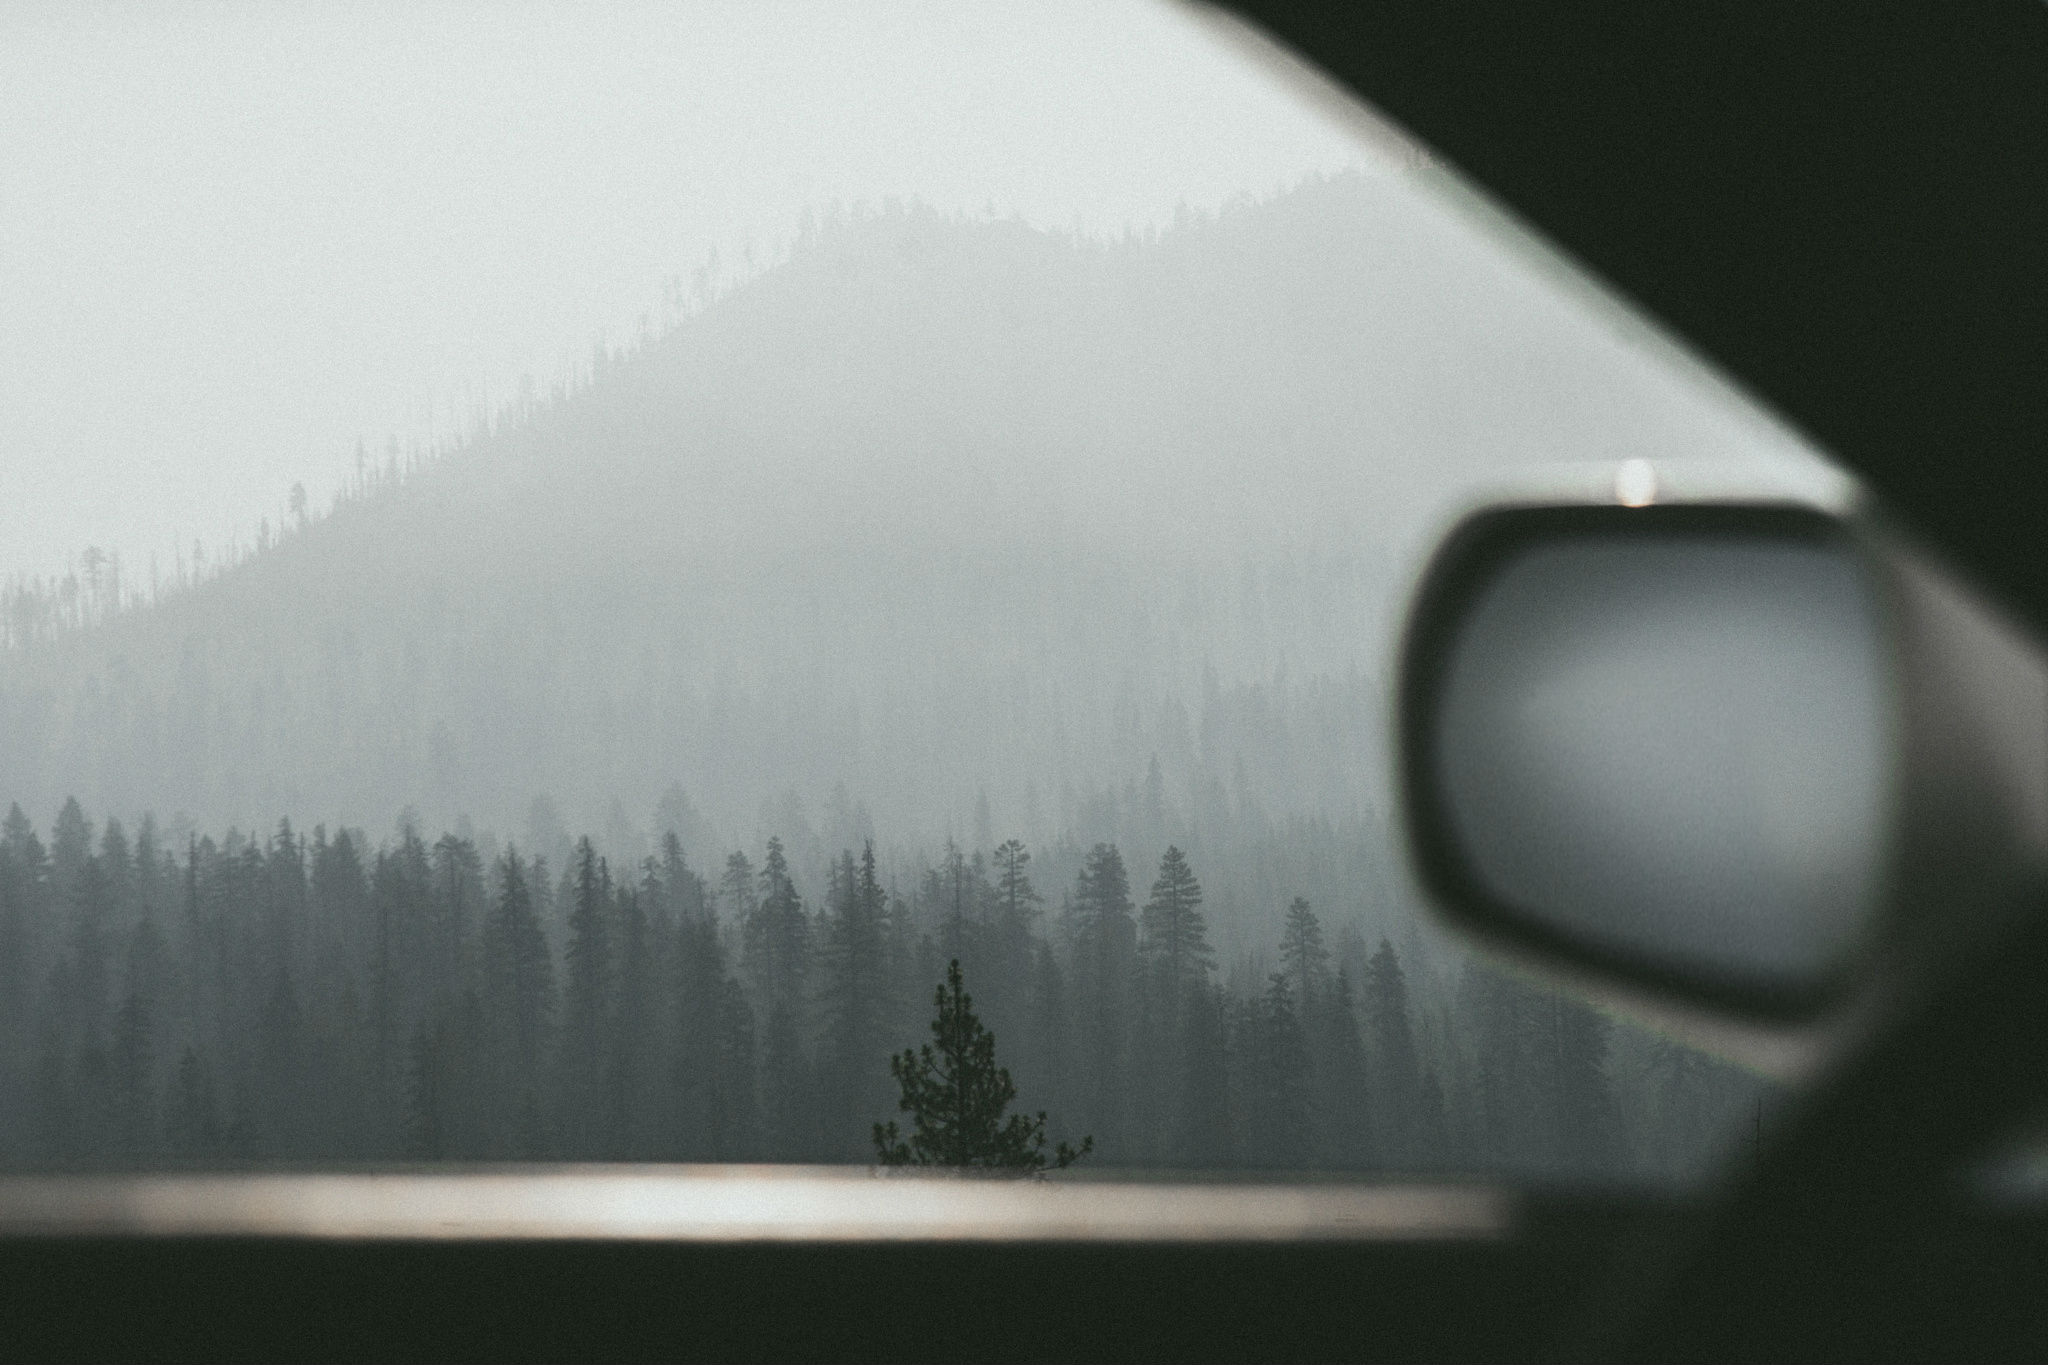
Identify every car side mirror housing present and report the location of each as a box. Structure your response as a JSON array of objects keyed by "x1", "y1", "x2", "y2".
[{"x1": 1399, "y1": 501, "x2": 2048, "y2": 1020}]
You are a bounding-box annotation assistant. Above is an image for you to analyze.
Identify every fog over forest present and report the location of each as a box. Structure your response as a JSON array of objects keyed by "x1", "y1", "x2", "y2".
[
  {"x1": 0, "y1": 172, "x2": 1799, "y2": 886},
  {"x1": 0, "y1": 170, "x2": 1803, "y2": 1176}
]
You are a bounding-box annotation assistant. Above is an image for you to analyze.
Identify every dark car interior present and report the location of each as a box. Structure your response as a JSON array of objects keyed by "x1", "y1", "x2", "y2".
[{"x1": 5, "y1": 4, "x2": 2047, "y2": 1361}]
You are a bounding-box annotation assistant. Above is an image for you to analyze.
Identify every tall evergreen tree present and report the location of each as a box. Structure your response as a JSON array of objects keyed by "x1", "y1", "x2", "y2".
[
  {"x1": 818, "y1": 843, "x2": 894, "y2": 1155},
  {"x1": 992, "y1": 839, "x2": 1039, "y2": 932},
  {"x1": 986, "y1": 839, "x2": 1040, "y2": 1003},
  {"x1": 1067, "y1": 843, "x2": 1136, "y2": 1156},
  {"x1": 675, "y1": 903, "x2": 742, "y2": 1158},
  {"x1": 609, "y1": 887, "x2": 657, "y2": 1155},
  {"x1": 873, "y1": 960, "x2": 1089, "y2": 1170},
  {"x1": 743, "y1": 836, "x2": 810, "y2": 1016},
  {"x1": 481, "y1": 850, "x2": 554, "y2": 1146},
  {"x1": 1312, "y1": 967, "x2": 1374, "y2": 1169},
  {"x1": 65, "y1": 849, "x2": 114, "y2": 1050},
  {"x1": 1140, "y1": 846, "x2": 1214, "y2": 1024},
  {"x1": 1248, "y1": 972, "x2": 1311, "y2": 1168},
  {"x1": 1364, "y1": 937, "x2": 1422, "y2": 1166},
  {"x1": 49, "y1": 798, "x2": 92, "y2": 911},
  {"x1": 98, "y1": 818, "x2": 137, "y2": 927},
  {"x1": 1278, "y1": 897, "x2": 1331, "y2": 1014},
  {"x1": 0, "y1": 837, "x2": 26, "y2": 1117},
  {"x1": 719, "y1": 850, "x2": 756, "y2": 928},
  {"x1": 428, "y1": 832, "x2": 481, "y2": 993},
  {"x1": 744, "y1": 837, "x2": 812, "y2": 1156},
  {"x1": 1, "y1": 806, "x2": 52, "y2": 1022},
  {"x1": 559, "y1": 838, "x2": 614, "y2": 1150},
  {"x1": 269, "y1": 819, "x2": 310, "y2": 986},
  {"x1": 934, "y1": 839, "x2": 976, "y2": 968}
]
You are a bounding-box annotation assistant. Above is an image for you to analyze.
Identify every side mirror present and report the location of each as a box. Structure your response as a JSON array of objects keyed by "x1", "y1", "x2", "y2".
[{"x1": 1399, "y1": 501, "x2": 2048, "y2": 1020}]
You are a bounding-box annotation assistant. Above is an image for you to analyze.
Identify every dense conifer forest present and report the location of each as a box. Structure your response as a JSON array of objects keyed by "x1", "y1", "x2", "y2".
[
  {"x1": 0, "y1": 174, "x2": 1793, "y2": 1177},
  {"x1": 0, "y1": 798, "x2": 1768, "y2": 1177}
]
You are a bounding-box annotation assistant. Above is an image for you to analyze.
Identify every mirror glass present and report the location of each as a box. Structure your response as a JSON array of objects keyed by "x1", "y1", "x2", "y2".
[{"x1": 1430, "y1": 532, "x2": 1899, "y2": 995}]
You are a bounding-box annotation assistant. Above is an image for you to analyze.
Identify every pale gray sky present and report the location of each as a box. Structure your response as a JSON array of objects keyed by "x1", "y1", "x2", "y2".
[{"x1": 0, "y1": 0, "x2": 1384, "y2": 587}]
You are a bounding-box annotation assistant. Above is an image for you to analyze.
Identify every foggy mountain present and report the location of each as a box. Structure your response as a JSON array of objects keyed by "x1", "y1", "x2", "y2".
[{"x1": 0, "y1": 169, "x2": 1775, "y2": 954}]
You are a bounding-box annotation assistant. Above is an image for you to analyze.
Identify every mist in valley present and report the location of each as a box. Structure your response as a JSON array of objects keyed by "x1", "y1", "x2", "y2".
[{"x1": 1, "y1": 57, "x2": 1810, "y2": 1176}]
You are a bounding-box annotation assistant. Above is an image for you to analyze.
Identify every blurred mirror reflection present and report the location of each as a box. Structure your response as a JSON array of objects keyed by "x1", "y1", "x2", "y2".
[{"x1": 1432, "y1": 533, "x2": 1898, "y2": 995}]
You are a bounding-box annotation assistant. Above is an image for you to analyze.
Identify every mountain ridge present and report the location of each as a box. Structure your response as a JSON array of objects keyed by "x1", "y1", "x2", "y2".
[{"x1": 0, "y1": 167, "x2": 1788, "y2": 941}]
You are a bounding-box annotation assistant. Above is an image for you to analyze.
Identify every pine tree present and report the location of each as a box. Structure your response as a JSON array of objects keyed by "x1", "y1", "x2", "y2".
[
  {"x1": 719, "y1": 850, "x2": 756, "y2": 927},
  {"x1": 873, "y1": 960, "x2": 1089, "y2": 1170},
  {"x1": 935, "y1": 839, "x2": 976, "y2": 968},
  {"x1": 819, "y1": 842, "x2": 893, "y2": 1154},
  {"x1": 366, "y1": 845, "x2": 402, "y2": 1124},
  {"x1": 311, "y1": 827, "x2": 371, "y2": 992},
  {"x1": 1313, "y1": 967, "x2": 1374, "y2": 1169},
  {"x1": 98, "y1": 818, "x2": 137, "y2": 926},
  {"x1": 1067, "y1": 843, "x2": 1136, "y2": 1155},
  {"x1": 675, "y1": 907, "x2": 752, "y2": 1158},
  {"x1": 745, "y1": 838, "x2": 812, "y2": 1158},
  {"x1": 1132, "y1": 846, "x2": 1209, "y2": 1162},
  {"x1": 481, "y1": 851, "x2": 555, "y2": 1090},
  {"x1": 659, "y1": 833, "x2": 708, "y2": 923},
  {"x1": 49, "y1": 798, "x2": 93, "y2": 910},
  {"x1": 1141, "y1": 846, "x2": 1215, "y2": 1024},
  {"x1": 992, "y1": 839, "x2": 1039, "y2": 932},
  {"x1": 0, "y1": 809, "x2": 51, "y2": 1134},
  {"x1": 66, "y1": 854, "x2": 114, "y2": 1049},
  {"x1": 743, "y1": 836, "x2": 810, "y2": 1016},
  {"x1": 1, "y1": 805, "x2": 51, "y2": 993},
  {"x1": 608, "y1": 887, "x2": 653, "y2": 1153},
  {"x1": 980, "y1": 838, "x2": 1040, "y2": 1074},
  {"x1": 428, "y1": 832, "x2": 480, "y2": 993},
  {"x1": 1364, "y1": 937, "x2": 1422, "y2": 1165},
  {"x1": 1278, "y1": 897, "x2": 1331, "y2": 1014},
  {"x1": 133, "y1": 815, "x2": 167, "y2": 926},
  {"x1": 0, "y1": 837, "x2": 25, "y2": 1083},
  {"x1": 1249, "y1": 972, "x2": 1311, "y2": 1168},
  {"x1": 559, "y1": 838, "x2": 614, "y2": 1152}
]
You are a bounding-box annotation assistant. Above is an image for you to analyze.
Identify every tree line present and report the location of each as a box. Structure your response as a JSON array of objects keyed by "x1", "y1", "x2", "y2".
[{"x1": 0, "y1": 798, "x2": 1765, "y2": 1174}]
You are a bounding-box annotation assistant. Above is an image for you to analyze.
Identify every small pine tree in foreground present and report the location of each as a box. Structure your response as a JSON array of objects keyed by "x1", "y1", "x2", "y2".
[{"x1": 874, "y1": 960, "x2": 1091, "y2": 1171}]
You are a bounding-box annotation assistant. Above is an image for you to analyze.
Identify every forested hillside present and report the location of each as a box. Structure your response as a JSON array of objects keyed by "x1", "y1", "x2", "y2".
[
  {"x1": 0, "y1": 801, "x2": 1767, "y2": 1178},
  {"x1": 0, "y1": 172, "x2": 1789, "y2": 1175},
  {"x1": 0, "y1": 173, "x2": 1773, "y2": 880}
]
